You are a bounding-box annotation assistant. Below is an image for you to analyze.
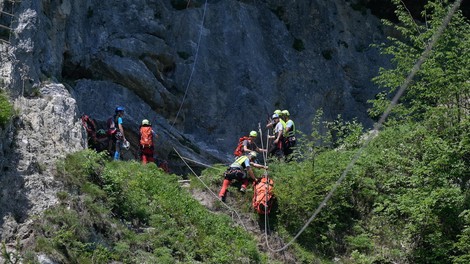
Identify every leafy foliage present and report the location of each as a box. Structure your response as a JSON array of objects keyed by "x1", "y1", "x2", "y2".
[
  {"x1": 0, "y1": 90, "x2": 13, "y2": 128},
  {"x1": 273, "y1": 151, "x2": 359, "y2": 256},
  {"x1": 370, "y1": 0, "x2": 470, "y2": 123},
  {"x1": 34, "y1": 150, "x2": 265, "y2": 263}
]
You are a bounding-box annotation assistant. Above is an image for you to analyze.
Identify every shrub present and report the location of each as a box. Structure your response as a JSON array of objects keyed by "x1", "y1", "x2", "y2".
[
  {"x1": 0, "y1": 91, "x2": 13, "y2": 128},
  {"x1": 34, "y1": 150, "x2": 265, "y2": 263}
]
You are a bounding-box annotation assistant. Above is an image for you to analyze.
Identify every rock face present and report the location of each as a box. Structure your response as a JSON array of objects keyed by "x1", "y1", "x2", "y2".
[
  {"x1": 5, "y1": 0, "x2": 389, "y2": 155},
  {"x1": 0, "y1": 0, "x2": 391, "y2": 246},
  {"x1": 0, "y1": 83, "x2": 83, "y2": 244}
]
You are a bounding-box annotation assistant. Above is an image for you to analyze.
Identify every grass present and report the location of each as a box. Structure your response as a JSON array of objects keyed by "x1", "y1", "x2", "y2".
[
  {"x1": 0, "y1": 90, "x2": 13, "y2": 128},
  {"x1": 29, "y1": 150, "x2": 266, "y2": 263}
]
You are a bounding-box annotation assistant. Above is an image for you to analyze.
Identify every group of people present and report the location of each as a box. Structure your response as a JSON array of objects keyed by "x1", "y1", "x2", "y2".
[
  {"x1": 107, "y1": 106, "x2": 158, "y2": 164},
  {"x1": 84, "y1": 106, "x2": 296, "y2": 203},
  {"x1": 266, "y1": 109, "x2": 296, "y2": 159},
  {"x1": 218, "y1": 109, "x2": 296, "y2": 202}
]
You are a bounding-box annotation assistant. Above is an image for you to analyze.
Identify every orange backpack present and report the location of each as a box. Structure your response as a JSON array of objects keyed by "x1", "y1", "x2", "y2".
[
  {"x1": 140, "y1": 126, "x2": 153, "y2": 147},
  {"x1": 233, "y1": 136, "x2": 250, "y2": 157},
  {"x1": 252, "y1": 177, "x2": 274, "y2": 215}
]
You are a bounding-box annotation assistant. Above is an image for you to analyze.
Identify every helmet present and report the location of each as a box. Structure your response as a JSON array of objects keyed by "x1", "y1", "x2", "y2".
[
  {"x1": 282, "y1": 110, "x2": 290, "y2": 116},
  {"x1": 274, "y1": 109, "x2": 282, "y2": 115},
  {"x1": 249, "y1": 131, "x2": 258, "y2": 137},
  {"x1": 272, "y1": 114, "x2": 279, "y2": 119},
  {"x1": 249, "y1": 151, "x2": 257, "y2": 158},
  {"x1": 96, "y1": 129, "x2": 106, "y2": 136},
  {"x1": 115, "y1": 106, "x2": 125, "y2": 113},
  {"x1": 122, "y1": 140, "x2": 130, "y2": 150},
  {"x1": 142, "y1": 119, "x2": 150, "y2": 125}
]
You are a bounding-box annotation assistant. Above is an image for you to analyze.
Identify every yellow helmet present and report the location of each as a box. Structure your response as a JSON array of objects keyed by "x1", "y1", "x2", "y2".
[
  {"x1": 249, "y1": 131, "x2": 258, "y2": 137},
  {"x1": 249, "y1": 151, "x2": 257, "y2": 159},
  {"x1": 142, "y1": 119, "x2": 150, "y2": 125},
  {"x1": 274, "y1": 109, "x2": 282, "y2": 115},
  {"x1": 281, "y1": 110, "x2": 290, "y2": 116}
]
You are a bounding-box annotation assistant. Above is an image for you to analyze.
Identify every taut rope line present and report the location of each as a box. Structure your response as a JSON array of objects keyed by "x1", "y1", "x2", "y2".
[{"x1": 171, "y1": 0, "x2": 208, "y2": 128}]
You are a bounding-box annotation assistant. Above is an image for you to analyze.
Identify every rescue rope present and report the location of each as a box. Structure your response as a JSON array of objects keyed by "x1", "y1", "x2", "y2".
[
  {"x1": 171, "y1": 0, "x2": 208, "y2": 128},
  {"x1": 261, "y1": 0, "x2": 464, "y2": 253},
  {"x1": 257, "y1": 122, "x2": 269, "y2": 169},
  {"x1": 257, "y1": 123, "x2": 281, "y2": 251},
  {"x1": 172, "y1": 147, "x2": 248, "y2": 231},
  {"x1": 180, "y1": 155, "x2": 226, "y2": 171}
]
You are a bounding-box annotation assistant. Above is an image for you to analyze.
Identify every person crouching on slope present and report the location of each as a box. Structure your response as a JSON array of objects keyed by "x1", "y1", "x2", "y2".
[
  {"x1": 218, "y1": 151, "x2": 268, "y2": 202},
  {"x1": 139, "y1": 119, "x2": 158, "y2": 164}
]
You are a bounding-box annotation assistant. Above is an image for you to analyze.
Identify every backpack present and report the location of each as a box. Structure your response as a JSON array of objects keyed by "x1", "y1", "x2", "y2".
[
  {"x1": 140, "y1": 126, "x2": 153, "y2": 147},
  {"x1": 81, "y1": 114, "x2": 108, "y2": 151},
  {"x1": 81, "y1": 114, "x2": 97, "y2": 138},
  {"x1": 107, "y1": 116, "x2": 117, "y2": 135},
  {"x1": 252, "y1": 177, "x2": 275, "y2": 215},
  {"x1": 233, "y1": 136, "x2": 250, "y2": 157}
]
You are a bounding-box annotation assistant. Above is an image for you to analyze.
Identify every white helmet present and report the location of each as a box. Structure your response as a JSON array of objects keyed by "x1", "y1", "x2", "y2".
[
  {"x1": 122, "y1": 140, "x2": 130, "y2": 150},
  {"x1": 142, "y1": 119, "x2": 150, "y2": 125},
  {"x1": 249, "y1": 151, "x2": 257, "y2": 159}
]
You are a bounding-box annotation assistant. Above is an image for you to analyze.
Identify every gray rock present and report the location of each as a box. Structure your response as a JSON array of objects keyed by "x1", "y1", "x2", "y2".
[{"x1": 0, "y1": 83, "x2": 82, "y2": 241}]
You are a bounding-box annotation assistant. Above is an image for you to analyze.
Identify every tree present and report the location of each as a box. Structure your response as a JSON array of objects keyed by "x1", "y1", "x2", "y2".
[
  {"x1": 363, "y1": 1, "x2": 470, "y2": 262},
  {"x1": 370, "y1": 0, "x2": 470, "y2": 126}
]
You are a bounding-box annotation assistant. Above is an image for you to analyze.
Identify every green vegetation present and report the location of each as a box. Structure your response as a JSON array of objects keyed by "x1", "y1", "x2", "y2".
[
  {"x1": 268, "y1": 1, "x2": 468, "y2": 262},
  {"x1": 0, "y1": 90, "x2": 13, "y2": 128},
  {"x1": 31, "y1": 150, "x2": 265, "y2": 263},
  {"x1": 370, "y1": 0, "x2": 469, "y2": 123}
]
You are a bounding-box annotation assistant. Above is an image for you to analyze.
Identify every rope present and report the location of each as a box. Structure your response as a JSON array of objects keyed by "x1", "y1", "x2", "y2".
[
  {"x1": 180, "y1": 155, "x2": 226, "y2": 170},
  {"x1": 171, "y1": 0, "x2": 208, "y2": 128},
  {"x1": 256, "y1": 123, "x2": 282, "y2": 251},
  {"x1": 262, "y1": 0, "x2": 464, "y2": 252},
  {"x1": 172, "y1": 147, "x2": 248, "y2": 231}
]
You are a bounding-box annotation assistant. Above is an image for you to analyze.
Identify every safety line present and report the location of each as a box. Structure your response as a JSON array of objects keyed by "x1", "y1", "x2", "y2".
[
  {"x1": 258, "y1": 123, "x2": 282, "y2": 252},
  {"x1": 172, "y1": 147, "x2": 248, "y2": 231},
  {"x1": 171, "y1": 0, "x2": 208, "y2": 128},
  {"x1": 180, "y1": 155, "x2": 226, "y2": 170},
  {"x1": 400, "y1": 0, "x2": 422, "y2": 35},
  {"x1": 262, "y1": 0, "x2": 464, "y2": 253},
  {"x1": 258, "y1": 122, "x2": 269, "y2": 169}
]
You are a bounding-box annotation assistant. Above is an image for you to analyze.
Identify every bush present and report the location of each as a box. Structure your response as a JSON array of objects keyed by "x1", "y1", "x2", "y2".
[
  {"x1": 0, "y1": 91, "x2": 13, "y2": 128},
  {"x1": 34, "y1": 150, "x2": 265, "y2": 263}
]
